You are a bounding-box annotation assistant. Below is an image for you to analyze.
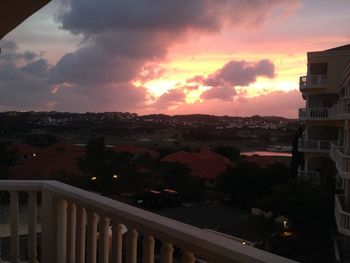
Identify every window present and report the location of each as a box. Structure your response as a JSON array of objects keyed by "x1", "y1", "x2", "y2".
[{"x1": 309, "y1": 63, "x2": 328, "y2": 75}]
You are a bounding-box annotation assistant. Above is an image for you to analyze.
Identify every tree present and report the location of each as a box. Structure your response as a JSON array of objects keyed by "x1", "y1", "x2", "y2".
[
  {"x1": 291, "y1": 125, "x2": 304, "y2": 179},
  {"x1": 216, "y1": 162, "x2": 264, "y2": 208},
  {"x1": 212, "y1": 145, "x2": 241, "y2": 161},
  {"x1": 79, "y1": 138, "x2": 120, "y2": 193},
  {"x1": 0, "y1": 141, "x2": 15, "y2": 179},
  {"x1": 260, "y1": 181, "x2": 332, "y2": 239}
]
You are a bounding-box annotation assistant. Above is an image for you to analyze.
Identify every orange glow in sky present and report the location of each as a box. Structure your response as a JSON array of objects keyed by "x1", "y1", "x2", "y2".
[{"x1": 2, "y1": 0, "x2": 350, "y2": 117}]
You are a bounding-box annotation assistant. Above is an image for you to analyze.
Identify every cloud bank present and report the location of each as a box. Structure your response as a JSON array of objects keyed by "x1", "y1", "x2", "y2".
[{"x1": 0, "y1": 0, "x2": 300, "y2": 114}]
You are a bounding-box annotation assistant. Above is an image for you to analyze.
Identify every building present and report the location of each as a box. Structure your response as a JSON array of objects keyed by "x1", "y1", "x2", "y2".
[{"x1": 298, "y1": 44, "x2": 350, "y2": 251}]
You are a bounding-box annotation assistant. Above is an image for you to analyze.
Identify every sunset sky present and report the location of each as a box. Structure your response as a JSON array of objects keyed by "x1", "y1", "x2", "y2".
[{"x1": 1, "y1": 0, "x2": 350, "y2": 117}]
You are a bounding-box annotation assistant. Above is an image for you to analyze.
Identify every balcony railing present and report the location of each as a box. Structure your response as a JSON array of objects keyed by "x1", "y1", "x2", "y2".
[
  {"x1": 298, "y1": 107, "x2": 334, "y2": 121},
  {"x1": 335, "y1": 194, "x2": 350, "y2": 237},
  {"x1": 331, "y1": 98, "x2": 350, "y2": 119},
  {"x1": 330, "y1": 144, "x2": 350, "y2": 179},
  {"x1": 298, "y1": 139, "x2": 335, "y2": 153},
  {"x1": 297, "y1": 168, "x2": 320, "y2": 185},
  {"x1": 335, "y1": 174, "x2": 344, "y2": 190},
  {"x1": 299, "y1": 75, "x2": 327, "y2": 91},
  {"x1": 0, "y1": 181, "x2": 296, "y2": 263}
]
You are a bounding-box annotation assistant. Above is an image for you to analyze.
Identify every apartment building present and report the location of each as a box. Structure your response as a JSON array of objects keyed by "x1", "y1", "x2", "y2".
[{"x1": 298, "y1": 44, "x2": 350, "y2": 249}]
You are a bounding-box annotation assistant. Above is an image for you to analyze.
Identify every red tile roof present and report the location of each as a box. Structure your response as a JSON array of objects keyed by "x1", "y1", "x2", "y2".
[
  {"x1": 113, "y1": 144, "x2": 160, "y2": 159},
  {"x1": 8, "y1": 143, "x2": 85, "y2": 180},
  {"x1": 162, "y1": 149, "x2": 232, "y2": 179}
]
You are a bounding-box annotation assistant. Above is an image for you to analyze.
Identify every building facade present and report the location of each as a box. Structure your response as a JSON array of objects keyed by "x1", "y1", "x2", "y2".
[{"x1": 298, "y1": 44, "x2": 350, "y2": 249}]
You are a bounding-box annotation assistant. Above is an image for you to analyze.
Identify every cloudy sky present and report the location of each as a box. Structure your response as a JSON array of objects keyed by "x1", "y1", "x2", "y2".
[{"x1": 1, "y1": 0, "x2": 350, "y2": 117}]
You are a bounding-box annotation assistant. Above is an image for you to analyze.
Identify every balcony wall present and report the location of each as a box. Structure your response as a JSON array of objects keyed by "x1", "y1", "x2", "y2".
[
  {"x1": 299, "y1": 75, "x2": 327, "y2": 91},
  {"x1": 330, "y1": 143, "x2": 350, "y2": 179},
  {"x1": 299, "y1": 107, "x2": 334, "y2": 121},
  {"x1": 0, "y1": 181, "x2": 296, "y2": 263},
  {"x1": 298, "y1": 138, "x2": 335, "y2": 153},
  {"x1": 297, "y1": 168, "x2": 320, "y2": 185},
  {"x1": 335, "y1": 195, "x2": 350, "y2": 237}
]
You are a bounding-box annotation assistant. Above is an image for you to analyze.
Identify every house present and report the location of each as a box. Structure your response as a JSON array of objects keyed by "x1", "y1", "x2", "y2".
[{"x1": 162, "y1": 149, "x2": 233, "y2": 187}]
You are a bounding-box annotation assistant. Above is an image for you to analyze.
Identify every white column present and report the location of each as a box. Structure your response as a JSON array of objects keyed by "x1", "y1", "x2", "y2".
[
  {"x1": 98, "y1": 216, "x2": 110, "y2": 263},
  {"x1": 28, "y1": 191, "x2": 37, "y2": 263},
  {"x1": 56, "y1": 199, "x2": 68, "y2": 263},
  {"x1": 143, "y1": 234, "x2": 155, "y2": 263},
  {"x1": 181, "y1": 251, "x2": 195, "y2": 263},
  {"x1": 126, "y1": 229, "x2": 138, "y2": 263},
  {"x1": 10, "y1": 191, "x2": 19, "y2": 263},
  {"x1": 87, "y1": 211, "x2": 98, "y2": 263},
  {"x1": 161, "y1": 242, "x2": 173, "y2": 263},
  {"x1": 75, "y1": 207, "x2": 86, "y2": 263},
  {"x1": 67, "y1": 202, "x2": 77, "y2": 263},
  {"x1": 111, "y1": 222, "x2": 123, "y2": 263},
  {"x1": 41, "y1": 189, "x2": 55, "y2": 262}
]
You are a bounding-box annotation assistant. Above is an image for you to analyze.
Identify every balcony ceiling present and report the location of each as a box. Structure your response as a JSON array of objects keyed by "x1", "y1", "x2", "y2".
[{"x1": 0, "y1": 0, "x2": 51, "y2": 40}]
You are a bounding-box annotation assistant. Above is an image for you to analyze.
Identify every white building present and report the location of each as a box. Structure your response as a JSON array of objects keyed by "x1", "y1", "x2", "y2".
[{"x1": 298, "y1": 44, "x2": 350, "y2": 249}]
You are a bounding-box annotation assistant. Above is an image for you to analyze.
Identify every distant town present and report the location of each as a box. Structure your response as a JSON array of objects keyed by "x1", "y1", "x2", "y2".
[{"x1": 0, "y1": 111, "x2": 299, "y2": 151}]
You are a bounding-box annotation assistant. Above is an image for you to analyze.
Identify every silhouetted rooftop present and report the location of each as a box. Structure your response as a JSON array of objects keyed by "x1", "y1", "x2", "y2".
[{"x1": 324, "y1": 44, "x2": 350, "y2": 52}]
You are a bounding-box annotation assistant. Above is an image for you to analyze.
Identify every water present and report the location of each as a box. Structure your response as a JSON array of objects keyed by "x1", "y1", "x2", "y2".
[{"x1": 241, "y1": 151, "x2": 292, "y2": 157}]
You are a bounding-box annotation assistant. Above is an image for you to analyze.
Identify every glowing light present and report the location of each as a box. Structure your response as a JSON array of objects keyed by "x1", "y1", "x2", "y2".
[
  {"x1": 91, "y1": 176, "x2": 97, "y2": 181},
  {"x1": 113, "y1": 174, "x2": 120, "y2": 180}
]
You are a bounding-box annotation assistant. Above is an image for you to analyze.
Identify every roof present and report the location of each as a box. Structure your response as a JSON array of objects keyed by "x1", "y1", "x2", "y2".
[
  {"x1": 8, "y1": 143, "x2": 85, "y2": 180},
  {"x1": 0, "y1": 0, "x2": 51, "y2": 40},
  {"x1": 324, "y1": 44, "x2": 350, "y2": 52},
  {"x1": 113, "y1": 144, "x2": 160, "y2": 159},
  {"x1": 162, "y1": 149, "x2": 232, "y2": 179}
]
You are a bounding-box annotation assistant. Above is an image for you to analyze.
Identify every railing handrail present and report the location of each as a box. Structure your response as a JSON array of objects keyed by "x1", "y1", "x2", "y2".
[
  {"x1": 0, "y1": 180, "x2": 297, "y2": 263},
  {"x1": 335, "y1": 194, "x2": 350, "y2": 217}
]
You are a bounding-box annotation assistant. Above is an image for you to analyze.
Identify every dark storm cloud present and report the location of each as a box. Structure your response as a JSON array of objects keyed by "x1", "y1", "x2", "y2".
[
  {"x1": 58, "y1": 0, "x2": 299, "y2": 35},
  {"x1": 1, "y1": 0, "x2": 298, "y2": 111},
  {"x1": 200, "y1": 59, "x2": 275, "y2": 101},
  {"x1": 0, "y1": 41, "x2": 51, "y2": 109}
]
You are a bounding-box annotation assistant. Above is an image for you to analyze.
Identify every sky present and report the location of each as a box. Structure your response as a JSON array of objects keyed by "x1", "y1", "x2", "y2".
[{"x1": 1, "y1": 0, "x2": 350, "y2": 118}]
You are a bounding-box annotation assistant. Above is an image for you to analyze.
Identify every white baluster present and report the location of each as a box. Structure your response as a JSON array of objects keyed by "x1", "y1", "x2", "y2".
[
  {"x1": 28, "y1": 191, "x2": 37, "y2": 263},
  {"x1": 111, "y1": 222, "x2": 123, "y2": 263},
  {"x1": 67, "y1": 202, "x2": 77, "y2": 263},
  {"x1": 56, "y1": 199, "x2": 68, "y2": 263},
  {"x1": 126, "y1": 229, "x2": 138, "y2": 263},
  {"x1": 76, "y1": 207, "x2": 86, "y2": 263},
  {"x1": 181, "y1": 251, "x2": 195, "y2": 263},
  {"x1": 98, "y1": 216, "x2": 110, "y2": 263},
  {"x1": 161, "y1": 242, "x2": 173, "y2": 263},
  {"x1": 10, "y1": 191, "x2": 19, "y2": 263},
  {"x1": 41, "y1": 189, "x2": 55, "y2": 262},
  {"x1": 87, "y1": 211, "x2": 98, "y2": 263},
  {"x1": 143, "y1": 234, "x2": 155, "y2": 263}
]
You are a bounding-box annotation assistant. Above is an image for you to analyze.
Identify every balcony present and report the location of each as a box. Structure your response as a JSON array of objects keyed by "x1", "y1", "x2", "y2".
[
  {"x1": 299, "y1": 75, "x2": 327, "y2": 91},
  {"x1": 298, "y1": 107, "x2": 334, "y2": 121},
  {"x1": 0, "y1": 180, "x2": 296, "y2": 263},
  {"x1": 335, "y1": 174, "x2": 344, "y2": 190},
  {"x1": 297, "y1": 168, "x2": 320, "y2": 185},
  {"x1": 330, "y1": 143, "x2": 350, "y2": 179},
  {"x1": 335, "y1": 194, "x2": 350, "y2": 237},
  {"x1": 331, "y1": 98, "x2": 350, "y2": 119},
  {"x1": 298, "y1": 138, "x2": 335, "y2": 153}
]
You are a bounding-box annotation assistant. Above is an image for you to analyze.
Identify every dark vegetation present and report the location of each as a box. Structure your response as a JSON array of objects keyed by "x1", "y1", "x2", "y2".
[{"x1": 0, "y1": 117, "x2": 335, "y2": 262}]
